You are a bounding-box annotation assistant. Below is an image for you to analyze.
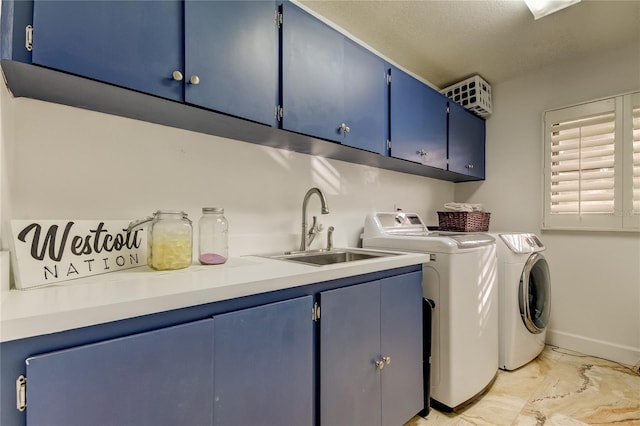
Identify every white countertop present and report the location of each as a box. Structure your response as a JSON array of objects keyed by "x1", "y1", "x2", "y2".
[{"x1": 0, "y1": 250, "x2": 428, "y2": 343}]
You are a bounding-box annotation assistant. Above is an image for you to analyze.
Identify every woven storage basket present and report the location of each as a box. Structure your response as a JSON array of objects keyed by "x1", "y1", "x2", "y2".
[{"x1": 437, "y1": 211, "x2": 490, "y2": 232}]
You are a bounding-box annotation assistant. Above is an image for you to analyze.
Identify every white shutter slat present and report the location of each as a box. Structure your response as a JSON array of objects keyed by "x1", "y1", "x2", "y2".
[
  {"x1": 550, "y1": 203, "x2": 614, "y2": 214},
  {"x1": 551, "y1": 145, "x2": 615, "y2": 162},
  {"x1": 550, "y1": 158, "x2": 615, "y2": 173},
  {"x1": 551, "y1": 113, "x2": 615, "y2": 132},
  {"x1": 551, "y1": 180, "x2": 615, "y2": 192},
  {"x1": 548, "y1": 107, "x2": 616, "y2": 216},
  {"x1": 551, "y1": 170, "x2": 614, "y2": 183}
]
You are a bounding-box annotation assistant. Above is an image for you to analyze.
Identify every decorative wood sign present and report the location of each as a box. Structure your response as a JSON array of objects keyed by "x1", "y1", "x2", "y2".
[{"x1": 10, "y1": 220, "x2": 147, "y2": 290}]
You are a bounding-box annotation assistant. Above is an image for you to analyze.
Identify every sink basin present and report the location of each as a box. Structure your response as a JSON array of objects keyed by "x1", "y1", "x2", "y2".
[{"x1": 263, "y1": 249, "x2": 399, "y2": 266}]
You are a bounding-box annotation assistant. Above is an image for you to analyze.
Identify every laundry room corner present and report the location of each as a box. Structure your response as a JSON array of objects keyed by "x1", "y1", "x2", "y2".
[{"x1": 455, "y1": 41, "x2": 640, "y2": 367}]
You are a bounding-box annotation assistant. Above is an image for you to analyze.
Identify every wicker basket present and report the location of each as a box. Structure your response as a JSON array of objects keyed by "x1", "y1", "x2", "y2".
[{"x1": 437, "y1": 211, "x2": 490, "y2": 232}]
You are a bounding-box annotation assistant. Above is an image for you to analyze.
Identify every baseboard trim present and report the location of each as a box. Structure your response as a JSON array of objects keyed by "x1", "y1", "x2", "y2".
[{"x1": 547, "y1": 328, "x2": 640, "y2": 367}]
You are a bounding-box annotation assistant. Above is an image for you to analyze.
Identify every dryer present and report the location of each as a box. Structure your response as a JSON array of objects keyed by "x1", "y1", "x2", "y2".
[
  {"x1": 363, "y1": 212, "x2": 498, "y2": 411},
  {"x1": 493, "y1": 233, "x2": 551, "y2": 370}
]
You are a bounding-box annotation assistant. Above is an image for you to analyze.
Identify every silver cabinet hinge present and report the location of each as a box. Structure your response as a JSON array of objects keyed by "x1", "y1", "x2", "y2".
[
  {"x1": 25, "y1": 25, "x2": 33, "y2": 52},
  {"x1": 275, "y1": 105, "x2": 283, "y2": 122},
  {"x1": 386, "y1": 73, "x2": 392, "y2": 85},
  {"x1": 387, "y1": 140, "x2": 392, "y2": 150},
  {"x1": 312, "y1": 302, "x2": 321, "y2": 322},
  {"x1": 276, "y1": 11, "x2": 283, "y2": 28},
  {"x1": 16, "y1": 375, "x2": 26, "y2": 412}
]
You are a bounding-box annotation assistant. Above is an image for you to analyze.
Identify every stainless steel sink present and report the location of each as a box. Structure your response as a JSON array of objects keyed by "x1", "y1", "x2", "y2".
[{"x1": 262, "y1": 248, "x2": 399, "y2": 266}]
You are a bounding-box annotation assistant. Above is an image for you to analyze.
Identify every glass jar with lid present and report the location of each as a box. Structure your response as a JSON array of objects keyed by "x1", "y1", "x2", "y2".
[
  {"x1": 198, "y1": 207, "x2": 228, "y2": 265},
  {"x1": 128, "y1": 210, "x2": 193, "y2": 270}
]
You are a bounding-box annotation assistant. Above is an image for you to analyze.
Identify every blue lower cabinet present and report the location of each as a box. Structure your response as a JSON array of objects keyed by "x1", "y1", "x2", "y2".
[
  {"x1": 320, "y1": 271, "x2": 423, "y2": 426},
  {"x1": 380, "y1": 273, "x2": 424, "y2": 426},
  {"x1": 25, "y1": 320, "x2": 216, "y2": 426},
  {"x1": 212, "y1": 296, "x2": 314, "y2": 426},
  {"x1": 320, "y1": 279, "x2": 383, "y2": 426},
  {"x1": 1, "y1": 266, "x2": 422, "y2": 425},
  {"x1": 22, "y1": 297, "x2": 315, "y2": 426}
]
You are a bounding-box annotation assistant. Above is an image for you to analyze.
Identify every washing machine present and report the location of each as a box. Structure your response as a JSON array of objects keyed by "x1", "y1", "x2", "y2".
[
  {"x1": 492, "y1": 233, "x2": 551, "y2": 371},
  {"x1": 363, "y1": 212, "x2": 498, "y2": 411}
]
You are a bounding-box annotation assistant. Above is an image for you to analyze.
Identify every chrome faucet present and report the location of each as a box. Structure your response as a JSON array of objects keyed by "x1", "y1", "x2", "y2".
[{"x1": 300, "y1": 187, "x2": 330, "y2": 251}]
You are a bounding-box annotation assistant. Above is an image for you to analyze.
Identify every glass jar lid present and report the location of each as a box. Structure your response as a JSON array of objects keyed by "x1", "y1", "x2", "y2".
[{"x1": 202, "y1": 207, "x2": 224, "y2": 213}]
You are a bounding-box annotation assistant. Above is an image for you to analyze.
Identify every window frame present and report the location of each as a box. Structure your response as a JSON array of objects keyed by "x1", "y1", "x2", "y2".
[{"x1": 542, "y1": 91, "x2": 640, "y2": 232}]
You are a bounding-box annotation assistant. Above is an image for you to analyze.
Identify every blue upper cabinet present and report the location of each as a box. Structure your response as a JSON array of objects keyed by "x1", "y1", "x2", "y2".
[
  {"x1": 448, "y1": 100, "x2": 486, "y2": 179},
  {"x1": 30, "y1": 0, "x2": 278, "y2": 126},
  {"x1": 5, "y1": 0, "x2": 484, "y2": 181},
  {"x1": 281, "y1": 2, "x2": 344, "y2": 142},
  {"x1": 185, "y1": 1, "x2": 278, "y2": 127},
  {"x1": 389, "y1": 66, "x2": 448, "y2": 168},
  {"x1": 343, "y1": 39, "x2": 388, "y2": 154},
  {"x1": 282, "y1": 3, "x2": 387, "y2": 154},
  {"x1": 31, "y1": 0, "x2": 184, "y2": 102}
]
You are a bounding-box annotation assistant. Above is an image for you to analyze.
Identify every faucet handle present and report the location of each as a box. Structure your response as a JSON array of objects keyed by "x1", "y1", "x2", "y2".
[{"x1": 309, "y1": 216, "x2": 324, "y2": 234}]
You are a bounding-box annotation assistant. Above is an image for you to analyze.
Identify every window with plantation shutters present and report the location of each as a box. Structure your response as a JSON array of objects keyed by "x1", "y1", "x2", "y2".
[
  {"x1": 622, "y1": 92, "x2": 640, "y2": 229},
  {"x1": 543, "y1": 92, "x2": 639, "y2": 231},
  {"x1": 633, "y1": 103, "x2": 640, "y2": 213}
]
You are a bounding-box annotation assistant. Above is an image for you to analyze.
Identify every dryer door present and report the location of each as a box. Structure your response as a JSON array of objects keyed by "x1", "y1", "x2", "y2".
[{"x1": 519, "y1": 253, "x2": 551, "y2": 334}]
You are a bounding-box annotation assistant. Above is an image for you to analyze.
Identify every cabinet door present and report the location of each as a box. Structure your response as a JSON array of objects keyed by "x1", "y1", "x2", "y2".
[
  {"x1": 213, "y1": 296, "x2": 314, "y2": 426},
  {"x1": 448, "y1": 101, "x2": 486, "y2": 179},
  {"x1": 185, "y1": 1, "x2": 278, "y2": 126},
  {"x1": 31, "y1": 0, "x2": 184, "y2": 102},
  {"x1": 343, "y1": 39, "x2": 387, "y2": 154},
  {"x1": 320, "y1": 281, "x2": 382, "y2": 426},
  {"x1": 380, "y1": 271, "x2": 424, "y2": 426},
  {"x1": 25, "y1": 320, "x2": 215, "y2": 426},
  {"x1": 282, "y1": 2, "x2": 345, "y2": 142},
  {"x1": 390, "y1": 66, "x2": 447, "y2": 168}
]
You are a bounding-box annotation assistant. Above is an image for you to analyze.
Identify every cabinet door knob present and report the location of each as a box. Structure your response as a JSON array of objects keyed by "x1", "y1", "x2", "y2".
[
  {"x1": 466, "y1": 164, "x2": 474, "y2": 169},
  {"x1": 417, "y1": 149, "x2": 428, "y2": 157},
  {"x1": 383, "y1": 356, "x2": 391, "y2": 365},
  {"x1": 172, "y1": 70, "x2": 184, "y2": 81},
  {"x1": 375, "y1": 360, "x2": 385, "y2": 369},
  {"x1": 339, "y1": 123, "x2": 351, "y2": 133},
  {"x1": 189, "y1": 75, "x2": 200, "y2": 85}
]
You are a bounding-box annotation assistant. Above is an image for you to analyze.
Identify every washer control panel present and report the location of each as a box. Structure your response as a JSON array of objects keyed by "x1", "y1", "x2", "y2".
[{"x1": 499, "y1": 233, "x2": 545, "y2": 253}]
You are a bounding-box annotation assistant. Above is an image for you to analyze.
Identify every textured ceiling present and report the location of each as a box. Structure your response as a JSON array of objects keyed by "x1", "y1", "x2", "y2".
[{"x1": 299, "y1": 0, "x2": 640, "y2": 89}]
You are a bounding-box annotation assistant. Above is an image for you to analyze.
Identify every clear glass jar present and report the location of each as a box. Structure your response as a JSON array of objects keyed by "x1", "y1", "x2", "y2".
[
  {"x1": 198, "y1": 207, "x2": 228, "y2": 265},
  {"x1": 147, "y1": 210, "x2": 193, "y2": 270}
]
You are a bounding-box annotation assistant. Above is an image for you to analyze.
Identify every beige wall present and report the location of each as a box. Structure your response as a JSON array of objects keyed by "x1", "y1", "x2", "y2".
[{"x1": 457, "y1": 42, "x2": 640, "y2": 365}]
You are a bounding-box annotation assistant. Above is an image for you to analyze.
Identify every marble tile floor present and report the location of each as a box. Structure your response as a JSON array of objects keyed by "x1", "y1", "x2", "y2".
[{"x1": 406, "y1": 345, "x2": 640, "y2": 425}]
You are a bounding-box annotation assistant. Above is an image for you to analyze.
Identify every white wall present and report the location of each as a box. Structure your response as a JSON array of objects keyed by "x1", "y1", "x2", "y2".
[
  {"x1": 456, "y1": 42, "x2": 640, "y2": 366},
  {"x1": 0, "y1": 79, "x2": 454, "y2": 267}
]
